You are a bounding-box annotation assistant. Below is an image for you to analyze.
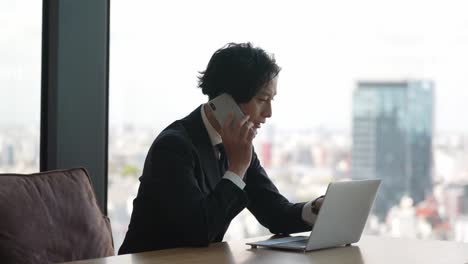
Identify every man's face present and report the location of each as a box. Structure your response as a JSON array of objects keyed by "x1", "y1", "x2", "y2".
[{"x1": 239, "y1": 77, "x2": 277, "y2": 132}]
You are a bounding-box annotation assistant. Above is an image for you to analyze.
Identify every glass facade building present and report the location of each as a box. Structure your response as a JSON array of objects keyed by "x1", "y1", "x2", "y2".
[{"x1": 352, "y1": 80, "x2": 433, "y2": 219}]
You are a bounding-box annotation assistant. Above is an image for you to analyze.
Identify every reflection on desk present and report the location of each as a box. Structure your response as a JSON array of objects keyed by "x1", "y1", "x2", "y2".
[{"x1": 62, "y1": 235, "x2": 468, "y2": 264}]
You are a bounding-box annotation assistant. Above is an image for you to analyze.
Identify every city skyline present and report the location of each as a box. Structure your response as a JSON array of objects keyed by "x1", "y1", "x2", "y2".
[{"x1": 2, "y1": 114, "x2": 468, "y2": 247}]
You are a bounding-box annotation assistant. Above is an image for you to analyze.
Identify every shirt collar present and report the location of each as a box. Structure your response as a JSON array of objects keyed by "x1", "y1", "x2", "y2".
[{"x1": 201, "y1": 104, "x2": 222, "y2": 146}]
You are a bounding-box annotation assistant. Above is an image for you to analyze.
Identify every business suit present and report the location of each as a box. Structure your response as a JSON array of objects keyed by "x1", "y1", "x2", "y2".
[{"x1": 119, "y1": 106, "x2": 311, "y2": 254}]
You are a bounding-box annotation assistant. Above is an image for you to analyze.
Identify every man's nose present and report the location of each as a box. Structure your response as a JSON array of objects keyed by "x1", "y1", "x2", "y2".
[{"x1": 263, "y1": 103, "x2": 272, "y2": 118}]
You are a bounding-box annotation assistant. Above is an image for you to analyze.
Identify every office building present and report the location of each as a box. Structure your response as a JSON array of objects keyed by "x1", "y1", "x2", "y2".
[{"x1": 352, "y1": 80, "x2": 434, "y2": 219}]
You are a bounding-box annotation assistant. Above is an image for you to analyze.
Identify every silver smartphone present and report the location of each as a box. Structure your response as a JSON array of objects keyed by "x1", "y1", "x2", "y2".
[{"x1": 208, "y1": 93, "x2": 245, "y2": 127}]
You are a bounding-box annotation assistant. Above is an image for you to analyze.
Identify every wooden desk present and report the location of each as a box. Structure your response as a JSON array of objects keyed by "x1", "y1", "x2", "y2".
[{"x1": 64, "y1": 235, "x2": 468, "y2": 264}]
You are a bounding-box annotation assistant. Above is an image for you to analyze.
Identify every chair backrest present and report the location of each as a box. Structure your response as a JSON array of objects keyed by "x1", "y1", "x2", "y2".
[{"x1": 0, "y1": 168, "x2": 114, "y2": 264}]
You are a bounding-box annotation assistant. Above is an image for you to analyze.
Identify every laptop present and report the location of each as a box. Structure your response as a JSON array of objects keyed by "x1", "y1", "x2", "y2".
[{"x1": 246, "y1": 179, "x2": 381, "y2": 252}]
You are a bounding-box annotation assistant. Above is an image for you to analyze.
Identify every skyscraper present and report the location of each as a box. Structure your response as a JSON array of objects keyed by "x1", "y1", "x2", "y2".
[{"x1": 352, "y1": 80, "x2": 433, "y2": 219}]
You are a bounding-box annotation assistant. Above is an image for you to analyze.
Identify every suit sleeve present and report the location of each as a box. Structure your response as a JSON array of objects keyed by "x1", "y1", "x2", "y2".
[
  {"x1": 128, "y1": 133, "x2": 248, "y2": 249},
  {"x1": 245, "y1": 151, "x2": 311, "y2": 234}
]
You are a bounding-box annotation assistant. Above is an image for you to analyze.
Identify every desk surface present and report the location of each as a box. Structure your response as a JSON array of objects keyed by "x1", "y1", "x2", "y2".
[{"x1": 65, "y1": 235, "x2": 468, "y2": 264}]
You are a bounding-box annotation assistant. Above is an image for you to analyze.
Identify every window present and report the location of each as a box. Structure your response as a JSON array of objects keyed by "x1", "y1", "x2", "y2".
[
  {"x1": 109, "y1": 0, "x2": 468, "y2": 250},
  {"x1": 0, "y1": 1, "x2": 41, "y2": 173}
]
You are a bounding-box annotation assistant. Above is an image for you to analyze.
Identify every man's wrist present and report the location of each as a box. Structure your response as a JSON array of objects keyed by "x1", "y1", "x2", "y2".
[
  {"x1": 301, "y1": 201, "x2": 316, "y2": 225},
  {"x1": 223, "y1": 171, "x2": 246, "y2": 189},
  {"x1": 228, "y1": 165, "x2": 246, "y2": 178}
]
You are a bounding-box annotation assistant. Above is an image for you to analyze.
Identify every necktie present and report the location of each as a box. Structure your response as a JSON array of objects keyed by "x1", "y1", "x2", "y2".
[{"x1": 215, "y1": 143, "x2": 229, "y2": 175}]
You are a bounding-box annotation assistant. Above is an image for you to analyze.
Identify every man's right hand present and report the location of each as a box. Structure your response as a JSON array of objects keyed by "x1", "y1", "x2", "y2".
[{"x1": 220, "y1": 113, "x2": 256, "y2": 178}]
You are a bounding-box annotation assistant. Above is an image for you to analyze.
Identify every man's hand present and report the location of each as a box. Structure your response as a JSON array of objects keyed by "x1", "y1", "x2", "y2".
[
  {"x1": 311, "y1": 195, "x2": 325, "y2": 214},
  {"x1": 220, "y1": 113, "x2": 256, "y2": 178},
  {"x1": 315, "y1": 197, "x2": 324, "y2": 209}
]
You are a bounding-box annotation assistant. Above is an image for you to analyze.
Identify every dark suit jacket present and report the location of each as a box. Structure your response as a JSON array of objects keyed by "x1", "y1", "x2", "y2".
[{"x1": 118, "y1": 106, "x2": 310, "y2": 254}]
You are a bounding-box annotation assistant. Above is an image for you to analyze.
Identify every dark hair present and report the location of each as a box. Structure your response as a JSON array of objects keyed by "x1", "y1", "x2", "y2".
[{"x1": 197, "y1": 42, "x2": 281, "y2": 103}]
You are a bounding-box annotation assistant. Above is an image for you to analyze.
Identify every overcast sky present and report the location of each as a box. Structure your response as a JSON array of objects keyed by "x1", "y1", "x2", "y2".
[{"x1": 2, "y1": 0, "x2": 468, "y2": 133}]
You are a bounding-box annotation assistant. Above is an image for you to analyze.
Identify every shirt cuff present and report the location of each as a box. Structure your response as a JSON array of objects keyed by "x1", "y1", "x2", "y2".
[
  {"x1": 302, "y1": 201, "x2": 318, "y2": 226},
  {"x1": 223, "y1": 171, "x2": 246, "y2": 189}
]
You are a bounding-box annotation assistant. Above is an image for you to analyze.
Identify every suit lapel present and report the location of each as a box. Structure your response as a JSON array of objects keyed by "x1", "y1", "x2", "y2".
[{"x1": 182, "y1": 106, "x2": 221, "y2": 191}]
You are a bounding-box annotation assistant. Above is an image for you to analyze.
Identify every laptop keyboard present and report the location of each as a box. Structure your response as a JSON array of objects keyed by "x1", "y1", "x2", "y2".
[
  {"x1": 276, "y1": 238, "x2": 308, "y2": 248},
  {"x1": 261, "y1": 236, "x2": 307, "y2": 245},
  {"x1": 248, "y1": 236, "x2": 309, "y2": 249}
]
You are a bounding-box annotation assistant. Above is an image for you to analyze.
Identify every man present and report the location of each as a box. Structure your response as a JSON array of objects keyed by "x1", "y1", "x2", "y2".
[{"x1": 119, "y1": 43, "x2": 324, "y2": 254}]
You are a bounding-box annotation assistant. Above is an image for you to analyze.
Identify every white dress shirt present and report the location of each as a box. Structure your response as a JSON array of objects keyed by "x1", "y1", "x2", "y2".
[{"x1": 200, "y1": 104, "x2": 317, "y2": 225}]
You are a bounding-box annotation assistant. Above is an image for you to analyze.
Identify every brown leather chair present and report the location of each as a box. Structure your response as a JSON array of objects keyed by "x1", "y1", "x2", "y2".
[{"x1": 0, "y1": 168, "x2": 114, "y2": 263}]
